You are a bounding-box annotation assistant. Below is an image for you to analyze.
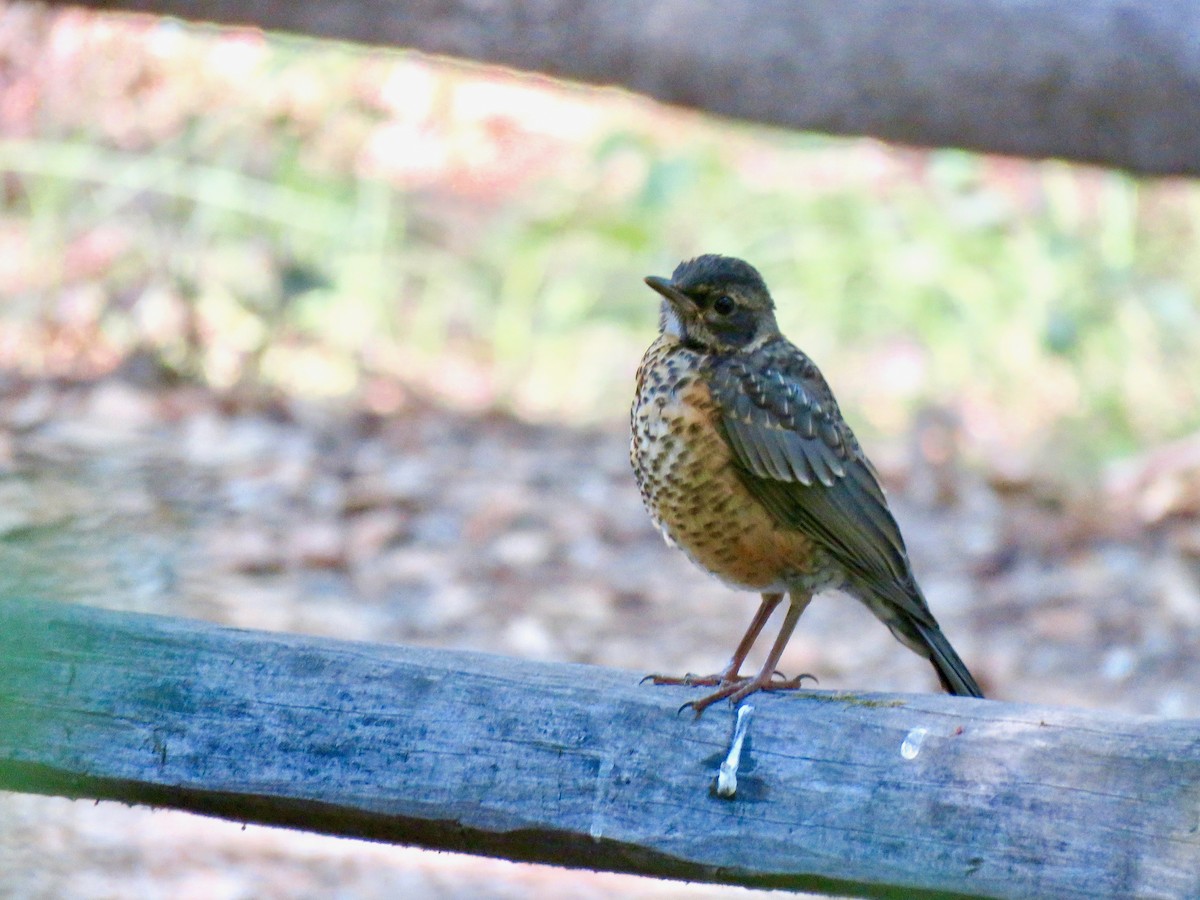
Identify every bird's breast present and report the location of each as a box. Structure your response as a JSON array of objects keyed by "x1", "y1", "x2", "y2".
[{"x1": 630, "y1": 339, "x2": 819, "y2": 592}]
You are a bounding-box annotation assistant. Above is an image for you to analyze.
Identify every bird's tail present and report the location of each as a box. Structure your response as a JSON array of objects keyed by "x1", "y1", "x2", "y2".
[
  {"x1": 912, "y1": 619, "x2": 984, "y2": 698},
  {"x1": 853, "y1": 577, "x2": 985, "y2": 698}
]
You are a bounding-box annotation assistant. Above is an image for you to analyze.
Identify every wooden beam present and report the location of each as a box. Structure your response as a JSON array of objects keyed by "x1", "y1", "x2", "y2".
[
  {"x1": 38, "y1": 0, "x2": 1200, "y2": 176},
  {"x1": 0, "y1": 598, "x2": 1197, "y2": 898}
]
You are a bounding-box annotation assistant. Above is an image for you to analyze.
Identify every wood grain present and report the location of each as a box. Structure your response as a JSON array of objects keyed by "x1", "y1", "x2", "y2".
[{"x1": 0, "y1": 599, "x2": 1197, "y2": 898}]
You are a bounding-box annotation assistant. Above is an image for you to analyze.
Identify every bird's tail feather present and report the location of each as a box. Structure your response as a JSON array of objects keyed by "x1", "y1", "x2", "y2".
[{"x1": 914, "y1": 620, "x2": 984, "y2": 698}]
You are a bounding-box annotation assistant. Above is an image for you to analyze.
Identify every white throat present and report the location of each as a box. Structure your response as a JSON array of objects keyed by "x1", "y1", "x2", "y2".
[{"x1": 660, "y1": 302, "x2": 684, "y2": 339}]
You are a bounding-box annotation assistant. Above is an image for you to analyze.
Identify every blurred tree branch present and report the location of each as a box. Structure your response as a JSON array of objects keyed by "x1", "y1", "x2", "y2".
[{"x1": 40, "y1": 0, "x2": 1200, "y2": 176}]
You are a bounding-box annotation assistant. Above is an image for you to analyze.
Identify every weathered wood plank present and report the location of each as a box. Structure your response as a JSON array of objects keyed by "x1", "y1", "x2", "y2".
[{"x1": 0, "y1": 599, "x2": 1197, "y2": 899}]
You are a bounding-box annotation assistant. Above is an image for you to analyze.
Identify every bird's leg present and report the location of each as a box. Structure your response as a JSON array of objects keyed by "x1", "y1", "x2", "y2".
[
  {"x1": 686, "y1": 591, "x2": 815, "y2": 716},
  {"x1": 714, "y1": 591, "x2": 785, "y2": 683},
  {"x1": 644, "y1": 592, "x2": 783, "y2": 687}
]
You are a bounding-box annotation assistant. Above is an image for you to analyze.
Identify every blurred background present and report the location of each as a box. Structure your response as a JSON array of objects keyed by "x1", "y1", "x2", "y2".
[{"x1": 2, "y1": 3, "x2": 1199, "y2": 897}]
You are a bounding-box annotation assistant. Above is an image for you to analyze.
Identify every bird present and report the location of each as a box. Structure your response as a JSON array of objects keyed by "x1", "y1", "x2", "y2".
[{"x1": 630, "y1": 253, "x2": 983, "y2": 715}]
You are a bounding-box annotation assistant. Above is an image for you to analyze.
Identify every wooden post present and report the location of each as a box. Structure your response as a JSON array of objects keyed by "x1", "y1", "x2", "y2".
[{"x1": 0, "y1": 599, "x2": 1197, "y2": 898}]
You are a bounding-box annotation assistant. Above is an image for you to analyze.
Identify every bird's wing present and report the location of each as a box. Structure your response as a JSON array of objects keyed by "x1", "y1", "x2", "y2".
[{"x1": 710, "y1": 345, "x2": 937, "y2": 627}]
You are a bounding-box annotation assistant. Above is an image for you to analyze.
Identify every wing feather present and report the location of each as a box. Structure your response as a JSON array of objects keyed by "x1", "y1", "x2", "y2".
[{"x1": 712, "y1": 346, "x2": 936, "y2": 627}]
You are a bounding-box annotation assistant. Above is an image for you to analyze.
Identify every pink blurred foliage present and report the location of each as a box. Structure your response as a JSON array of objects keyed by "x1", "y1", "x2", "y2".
[{"x1": 0, "y1": 3, "x2": 603, "y2": 199}]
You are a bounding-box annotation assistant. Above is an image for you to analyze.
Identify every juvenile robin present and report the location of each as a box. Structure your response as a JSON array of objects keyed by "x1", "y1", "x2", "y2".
[{"x1": 630, "y1": 254, "x2": 983, "y2": 714}]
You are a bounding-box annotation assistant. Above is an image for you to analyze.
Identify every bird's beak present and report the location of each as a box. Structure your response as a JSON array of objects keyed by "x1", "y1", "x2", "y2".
[{"x1": 644, "y1": 275, "x2": 692, "y2": 310}]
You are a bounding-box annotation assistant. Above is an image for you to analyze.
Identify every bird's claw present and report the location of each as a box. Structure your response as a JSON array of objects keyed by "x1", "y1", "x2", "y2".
[{"x1": 770, "y1": 669, "x2": 818, "y2": 688}]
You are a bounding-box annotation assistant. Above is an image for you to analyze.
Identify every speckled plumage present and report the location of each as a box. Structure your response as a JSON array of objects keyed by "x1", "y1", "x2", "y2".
[
  {"x1": 631, "y1": 254, "x2": 983, "y2": 712},
  {"x1": 631, "y1": 336, "x2": 846, "y2": 596}
]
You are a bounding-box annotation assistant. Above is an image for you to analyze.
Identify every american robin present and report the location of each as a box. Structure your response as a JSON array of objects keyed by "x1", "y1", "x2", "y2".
[{"x1": 630, "y1": 254, "x2": 983, "y2": 714}]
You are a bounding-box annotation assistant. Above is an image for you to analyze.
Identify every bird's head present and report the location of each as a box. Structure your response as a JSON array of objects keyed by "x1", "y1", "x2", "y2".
[{"x1": 645, "y1": 254, "x2": 780, "y2": 353}]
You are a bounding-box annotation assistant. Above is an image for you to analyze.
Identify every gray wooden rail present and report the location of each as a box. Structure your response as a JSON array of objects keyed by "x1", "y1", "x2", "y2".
[
  {"x1": 0, "y1": 599, "x2": 1197, "y2": 898},
  {"x1": 40, "y1": 0, "x2": 1200, "y2": 177}
]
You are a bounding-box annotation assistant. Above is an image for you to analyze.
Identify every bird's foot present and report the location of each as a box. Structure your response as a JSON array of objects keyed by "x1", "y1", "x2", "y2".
[
  {"x1": 640, "y1": 671, "x2": 728, "y2": 688},
  {"x1": 643, "y1": 669, "x2": 816, "y2": 717}
]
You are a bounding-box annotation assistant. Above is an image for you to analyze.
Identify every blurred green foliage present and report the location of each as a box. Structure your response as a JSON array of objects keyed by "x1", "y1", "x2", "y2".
[{"x1": 2, "y1": 16, "x2": 1200, "y2": 474}]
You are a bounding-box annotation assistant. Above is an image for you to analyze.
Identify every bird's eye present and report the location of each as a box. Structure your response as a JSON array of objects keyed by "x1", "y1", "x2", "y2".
[{"x1": 713, "y1": 295, "x2": 736, "y2": 316}]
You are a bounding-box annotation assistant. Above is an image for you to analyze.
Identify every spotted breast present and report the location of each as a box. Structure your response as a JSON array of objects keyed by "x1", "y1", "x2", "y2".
[{"x1": 630, "y1": 335, "x2": 834, "y2": 593}]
